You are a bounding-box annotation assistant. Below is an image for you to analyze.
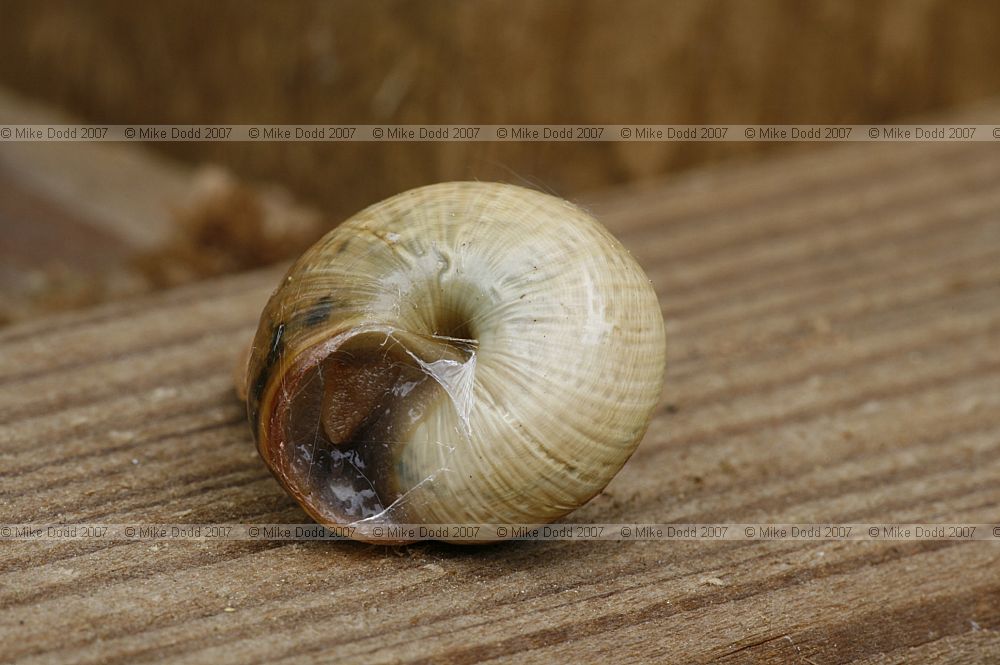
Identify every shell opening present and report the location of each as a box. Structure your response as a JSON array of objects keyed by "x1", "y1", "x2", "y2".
[{"x1": 264, "y1": 326, "x2": 477, "y2": 526}]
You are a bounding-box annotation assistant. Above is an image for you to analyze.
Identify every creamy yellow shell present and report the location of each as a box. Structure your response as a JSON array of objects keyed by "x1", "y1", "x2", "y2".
[{"x1": 245, "y1": 182, "x2": 665, "y2": 541}]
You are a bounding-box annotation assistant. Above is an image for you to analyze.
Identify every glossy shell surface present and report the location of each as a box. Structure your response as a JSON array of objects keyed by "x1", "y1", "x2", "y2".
[{"x1": 245, "y1": 182, "x2": 665, "y2": 539}]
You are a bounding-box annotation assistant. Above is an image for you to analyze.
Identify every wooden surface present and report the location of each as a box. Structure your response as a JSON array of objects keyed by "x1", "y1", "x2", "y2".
[
  {"x1": 0, "y1": 87, "x2": 325, "y2": 324},
  {"x1": 2, "y1": 137, "x2": 1000, "y2": 664},
  {"x1": 0, "y1": 87, "x2": 191, "y2": 322}
]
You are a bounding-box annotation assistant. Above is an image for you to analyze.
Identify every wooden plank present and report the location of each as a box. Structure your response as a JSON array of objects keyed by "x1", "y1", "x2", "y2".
[
  {"x1": 2, "y1": 135, "x2": 1000, "y2": 664},
  {"x1": 0, "y1": 87, "x2": 324, "y2": 324},
  {"x1": 0, "y1": 87, "x2": 192, "y2": 251},
  {"x1": 0, "y1": 87, "x2": 194, "y2": 323}
]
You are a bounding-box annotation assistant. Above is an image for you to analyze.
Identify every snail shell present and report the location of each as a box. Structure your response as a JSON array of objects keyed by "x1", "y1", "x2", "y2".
[{"x1": 243, "y1": 182, "x2": 665, "y2": 542}]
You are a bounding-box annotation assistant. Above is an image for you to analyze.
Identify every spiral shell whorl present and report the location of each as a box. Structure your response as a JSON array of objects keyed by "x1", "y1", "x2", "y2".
[{"x1": 247, "y1": 182, "x2": 665, "y2": 533}]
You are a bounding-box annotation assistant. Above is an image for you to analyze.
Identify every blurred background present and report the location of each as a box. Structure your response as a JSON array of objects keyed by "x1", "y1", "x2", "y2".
[{"x1": 1, "y1": 0, "x2": 999, "y2": 323}]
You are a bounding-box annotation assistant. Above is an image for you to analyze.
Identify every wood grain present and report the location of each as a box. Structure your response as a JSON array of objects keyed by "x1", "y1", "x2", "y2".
[{"x1": 2, "y1": 138, "x2": 1000, "y2": 664}]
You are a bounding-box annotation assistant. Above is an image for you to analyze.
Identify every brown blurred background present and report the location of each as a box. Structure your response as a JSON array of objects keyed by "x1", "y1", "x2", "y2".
[{"x1": 1, "y1": 0, "x2": 999, "y2": 322}]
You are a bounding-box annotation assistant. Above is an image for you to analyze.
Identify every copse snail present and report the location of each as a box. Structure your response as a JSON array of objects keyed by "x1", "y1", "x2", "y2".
[{"x1": 239, "y1": 182, "x2": 666, "y2": 543}]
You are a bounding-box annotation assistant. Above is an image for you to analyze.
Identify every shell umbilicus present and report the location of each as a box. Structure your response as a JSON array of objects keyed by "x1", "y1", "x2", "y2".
[{"x1": 241, "y1": 182, "x2": 665, "y2": 542}]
